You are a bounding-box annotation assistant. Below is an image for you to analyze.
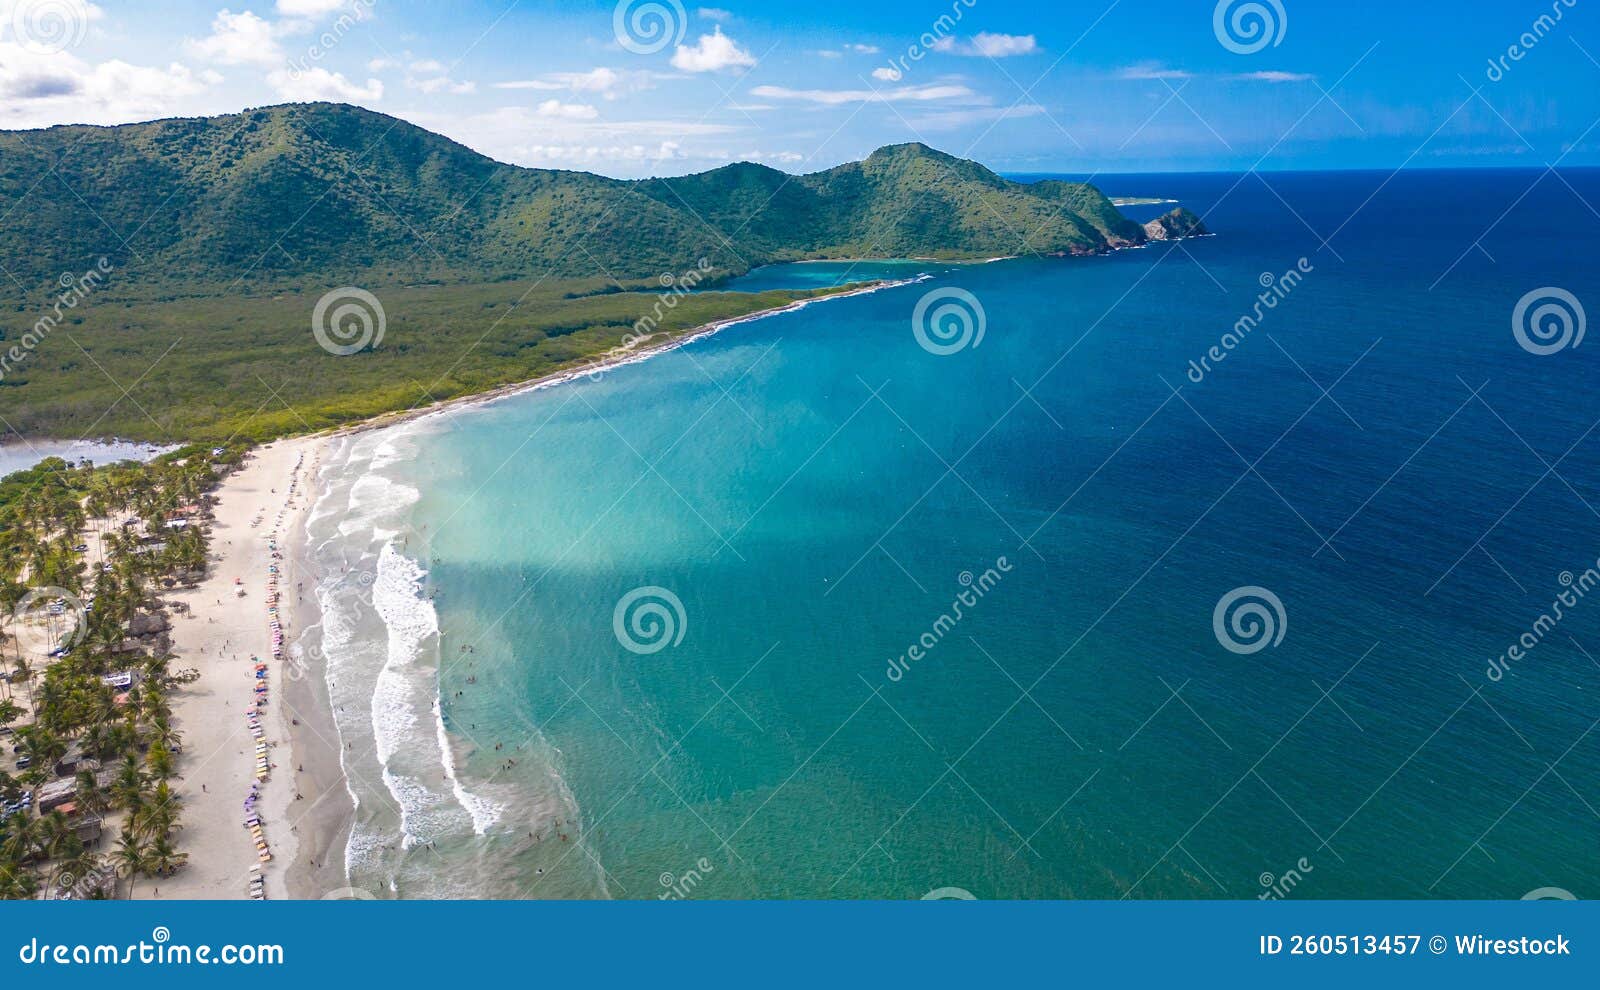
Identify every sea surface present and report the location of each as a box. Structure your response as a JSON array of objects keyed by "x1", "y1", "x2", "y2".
[
  {"x1": 0, "y1": 439, "x2": 174, "y2": 478},
  {"x1": 308, "y1": 168, "x2": 1600, "y2": 899}
]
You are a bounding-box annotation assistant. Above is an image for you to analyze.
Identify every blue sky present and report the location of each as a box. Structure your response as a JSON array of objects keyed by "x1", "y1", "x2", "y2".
[{"x1": 0, "y1": 0, "x2": 1596, "y2": 177}]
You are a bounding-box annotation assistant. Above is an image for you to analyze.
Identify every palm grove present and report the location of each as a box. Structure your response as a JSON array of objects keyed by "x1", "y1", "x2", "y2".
[{"x1": 0, "y1": 445, "x2": 242, "y2": 898}]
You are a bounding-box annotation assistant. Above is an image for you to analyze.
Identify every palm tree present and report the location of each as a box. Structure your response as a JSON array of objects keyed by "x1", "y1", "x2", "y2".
[
  {"x1": 143, "y1": 834, "x2": 186, "y2": 878},
  {"x1": 144, "y1": 739, "x2": 175, "y2": 780},
  {"x1": 0, "y1": 858, "x2": 38, "y2": 900},
  {"x1": 110, "y1": 757, "x2": 147, "y2": 813},
  {"x1": 19, "y1": 727, "x2": 65, "y2": 776},
  {"x1": 40, "y1": 811, "x2": 75, "y2": 860},
  {"x1": 0, "y1": 813, "x2": 44, "y2": 863},
  {"x1": 109, "y1": 830, "x2": 146, "y2": 898},
  {"x1": 74, "y1": 767, "x2": 110, "y2": 817}
]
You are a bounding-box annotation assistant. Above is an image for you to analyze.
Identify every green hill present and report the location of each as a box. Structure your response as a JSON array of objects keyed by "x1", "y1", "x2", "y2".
[
  {"x1": 0, "y1": 104, "x2": 1179, "y2": 288},
  {"x1": 0, "y1": 103, "x2": 1205, "y2": 443}
]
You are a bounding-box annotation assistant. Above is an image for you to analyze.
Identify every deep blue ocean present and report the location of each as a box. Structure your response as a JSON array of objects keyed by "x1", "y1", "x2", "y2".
[{"x1": 351, "y1": 168, "x2": 1600, "y2": 899}]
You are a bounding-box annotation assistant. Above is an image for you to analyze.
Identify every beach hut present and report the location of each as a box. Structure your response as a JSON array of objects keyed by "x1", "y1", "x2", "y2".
[
  {"x1": 52, "y1": 741, "x2": 87, "y2": 777},
  {"x1": 73, "y1": 814, "x2": 104, "y2": 846},
  {"x1": 36, "y1": 776, "x2": 78, "y2": 813}
]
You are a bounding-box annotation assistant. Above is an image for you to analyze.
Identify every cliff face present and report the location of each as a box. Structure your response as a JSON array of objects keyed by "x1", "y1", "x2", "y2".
[{"x1": 1142, "y1": 207, "x2": 1210, "y2": 241}]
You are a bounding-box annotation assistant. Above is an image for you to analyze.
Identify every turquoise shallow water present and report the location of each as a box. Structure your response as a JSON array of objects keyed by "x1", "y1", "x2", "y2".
[{"x1": 357, "y1": 169, "x2": 1600, "y2": 899}]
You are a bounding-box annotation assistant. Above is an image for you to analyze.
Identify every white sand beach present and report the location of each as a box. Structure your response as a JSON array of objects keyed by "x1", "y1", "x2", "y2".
[{"x1": 145, "y1": 436, "x2": 326, "y2": 899}]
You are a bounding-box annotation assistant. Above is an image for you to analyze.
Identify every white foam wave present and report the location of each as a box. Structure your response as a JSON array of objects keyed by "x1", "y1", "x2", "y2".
[{"x1": 435, "y1": 705, "x2": 501, "y2": 835}]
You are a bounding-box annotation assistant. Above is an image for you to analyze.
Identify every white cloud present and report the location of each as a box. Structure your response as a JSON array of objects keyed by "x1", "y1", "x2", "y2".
[
  {"x1": 493, "y1": 67, "x2": 657, "y2": 100},
  {"x1": 931, "y1": 32, "x2": 1038, "y2": 57},
  {"x1": 908, "y1": 104, "x2": 1045, "y2": 130},
  {"x1": 696, "y1": 7, "x2": 731, "y2": 21},
  {"x1": 750, "y1": 83, "x2": 975, "y2": 106},
  {"x1": 735, "y1": 149, "x2": 803, "y2": 165},
  {"x1": 535, "y1": 99, "x2": 598, "y2": 120},
  {"x1": 1116, "y1": 63, "x2": 1193, "y2": 81},
  {"x1": 512, "y1": 142, "x2": 687, "y2": 166},
  {"x1": 367, "y1": 57, "x2": 399, "y2": 71},
  {"x1": 268, "y1": 66, "x2": 382, "y2": 101},
  {"x1": 0, "y1": 41, "x2": 217, "y2": 128},
  {"x1": 871, "y1": 67, "x2": 901, "y2": 82},
  {"x1": 809, "y1": 43, "x2": 881, "y2": 59},
  {"x1": 408, "y1": 74, "x2": 475, "y2": 94},
  {"x1": 408, "y1": 104, "x2": 740, "y2": 176},
  {"x1": 186, "y1": 9, "x2": 284, "y2": 66},
  {"x1": 275, "y1": 0, "x2": 350, "y2": 14},
  {"x1": 1232, "y1": 70, "x2": 1314, "y2": 83},
  {"x1": 671, "y1": 27, "x2": 755, "y2": 73},
  {"x1": 408, "y1": 58, "x2": 446, "y2": 74}
]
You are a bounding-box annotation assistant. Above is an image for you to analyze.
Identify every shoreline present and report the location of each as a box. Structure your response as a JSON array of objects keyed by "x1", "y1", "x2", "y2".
[
  {"x1": 269, "y1": 443, "x2": 354, "y2": 901},
  {"x1": 332, "y1": 273, "x2": 930, "y2": 440},
  {"x1": 131, "y1": 269, "x2": 931, "y2": 899}
]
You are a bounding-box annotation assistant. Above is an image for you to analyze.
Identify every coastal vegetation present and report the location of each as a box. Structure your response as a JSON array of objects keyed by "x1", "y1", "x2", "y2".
[
  {"x1": 0, "y1": 446, "x2": 237, "y2": 898},
  {"x1": 0, "y1": 103, "x2": 1200, "y2": 443},
  {"x1": 0, "y1": 275, "x2": 858, "y2": 442}
]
